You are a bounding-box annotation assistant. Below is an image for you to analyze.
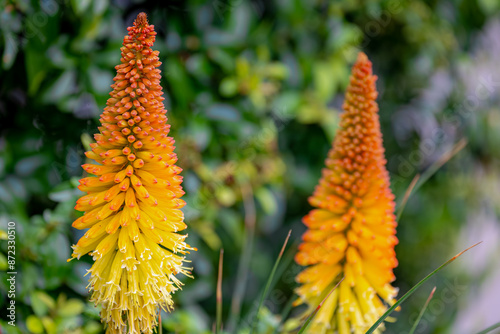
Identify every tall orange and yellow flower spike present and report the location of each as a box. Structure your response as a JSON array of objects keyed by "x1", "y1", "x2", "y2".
[
  {"x1": 293, "y1": 52, "x2": 398, "y2": 334},
  {"x1": 69, "y1": 12, "x2": 195, "y2": 334}
]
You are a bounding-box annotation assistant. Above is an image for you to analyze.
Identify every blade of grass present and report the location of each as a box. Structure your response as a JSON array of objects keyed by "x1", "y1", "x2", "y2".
[
  {"x1": 414, "y1": 138, "x2": 467, "y2": 194},
  {"x1": 476, "y1": 321, "x2": 500, "y2": 334},
  {"x1": 477, "y1": 322, "x2": 500, "y2": 334},
  {"x1": 272, "y1": 240, "x2": 301, "y2": 334},
  {"x1": 249, "y1": 230, "x2": 292, "y2": 334},
  {"x1": 216, "y1": 249, "x2": 224, "y2": 334},
  {"x1": 408, "y1": 286, "x2": 436, "y2": 334},
  {"x1": 270, "y1": 240, "x2": 299, "y2": 293},
  {"x1": 297, "y1": 277, "x2": 344, "y2": 334},
  {"x1": 396, "y1": 173, "x2": 420, "y2": 221},
  {"x1": 227, "y1": 183, "x2": 256, "y2": 332},
  {"x1": 366, "y1": 241, "x2": 481, "y2": 334},
  {"x1": 396, "y1": 138, "x2": 467, "y2": 221}
]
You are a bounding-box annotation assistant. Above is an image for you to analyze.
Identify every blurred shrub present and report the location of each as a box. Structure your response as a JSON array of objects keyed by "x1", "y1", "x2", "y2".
[{"x1": 1, "y1": 0, "x2": 499, "y2": 333}]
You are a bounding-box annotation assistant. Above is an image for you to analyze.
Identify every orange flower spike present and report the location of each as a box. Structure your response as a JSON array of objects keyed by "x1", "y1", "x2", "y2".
[
  {"x1": 69, "y1": 13, "x2": 195, "y2": 334},
  {"x1": 293, "y1": 52, "x2": 398, "y2": 334}
]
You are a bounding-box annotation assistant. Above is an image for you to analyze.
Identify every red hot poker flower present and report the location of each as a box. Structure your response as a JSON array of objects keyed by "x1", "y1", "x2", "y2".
[
  {"x1": 69, "y1": 12, "x2": 195, "y2": 334},
  {"x1": 293, "y1": 52, "x2": 398, "y2": 334}
]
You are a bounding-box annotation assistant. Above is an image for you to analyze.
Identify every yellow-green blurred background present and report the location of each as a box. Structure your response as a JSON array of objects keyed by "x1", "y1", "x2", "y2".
[{"x1": 1, "y1": 0, "x2": 500, "y2": 333}]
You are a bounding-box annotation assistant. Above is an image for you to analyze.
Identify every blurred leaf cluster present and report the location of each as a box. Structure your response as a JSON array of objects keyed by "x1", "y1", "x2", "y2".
[{"x1": 1, "y1": 0, "x2": 500, "y2": 333}]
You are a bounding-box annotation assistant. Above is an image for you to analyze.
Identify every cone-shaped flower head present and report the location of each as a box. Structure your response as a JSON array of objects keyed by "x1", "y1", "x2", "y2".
[
  {"x1": 293, "y1": 52, "x2": 398, "y2": 333},
  {"x1": 70, "y1": 13, "x2": 194, "y2": 334}
]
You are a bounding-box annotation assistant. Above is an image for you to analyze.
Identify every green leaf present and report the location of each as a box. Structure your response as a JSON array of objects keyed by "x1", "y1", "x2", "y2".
[
  {"x1": 58, "y1": 299, "x2": 84, "y2": 317},
  {"x1": 270, "y1": 92, "x2": 300, "y2": 119},
  {"x1": 215, "y1": 186, "x2": 236, "y2": 206},
  {"x1": 220, "y1": 77, "x2": 238, "y2": 97},
  {"x1": 255, "y1": 187, "x2": 278, "y2": 215},
  {"x1": 71, "y1": 0, "x2": 92, "y2": 15},
  {"x1": 37, "y1": 291, "x2": 56, "y2": 309},
  {"x1": 21, "y1": 264, "x2": 41, "y2": 297},
  {"x1": 25, "y1": 44, "x2": 48, "y2": 96},
  {"x1": 267, "y1": 62, "x2": 288, "y2": 80},
  {"x1": 320, "y1": 108, "x2": 340, "y2": 143},
  {"x1": 92, "y1": 0, "x2": 108, "y2": 15},
  {"x1": 196, "y1": 222, "x2": 222, "y2": 251},
  {"x1": 84, "y1": 321, "x2": 103, "y2": 334},
  {"x1": 41, "y1": 316, "x2": 56, "y2": 334},
  {"x1": 314, "y1": 62, "x2": 336, "y2": 102},
  {"x1": 478, "y1": 0, "x2": 500, "y2": 15},
  {"x1": 26, "y1": 315, "x2": 44, "y2": 334},
  {"x1": 0, "y1": 252, "x2": 7, "y2": 271},
  {"x1": 31, "y1": 291, "x2": 55, "y2": 317},
  {"x1": 164, "y1": 58, "x2": 194, "y2": 110},
  {"x1": 42, "y1": 70, "x2": 76, "y2": 104}
]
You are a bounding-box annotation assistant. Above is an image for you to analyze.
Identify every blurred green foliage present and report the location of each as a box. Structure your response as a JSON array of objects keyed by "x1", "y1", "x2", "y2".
[{"x1": 1, "y1": 0, "x2": 500, "y2": 333}]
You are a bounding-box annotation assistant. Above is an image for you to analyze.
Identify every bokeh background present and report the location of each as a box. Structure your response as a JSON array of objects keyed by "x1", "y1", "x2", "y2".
[{"x1": 1, "y1": 0, "x2": 500, "y2": 333}]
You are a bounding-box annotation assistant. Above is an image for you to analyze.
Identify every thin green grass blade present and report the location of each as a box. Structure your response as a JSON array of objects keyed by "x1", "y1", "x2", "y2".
[
  {"x1": 476, "y1": 321, "x2": 500, "y2": 334},
  {"x1": 269, "y1": 242, "x2": 301, "y2": 333},
  {"x1": 396, "y1": 138, "x2": 467, "y2": 221},
  {"x1": 297, "y1": 277, "x2": 344, "y2": 334},
  {"x1": 408, "y1": 286, "x2": 436, "y2": 334},
  {"x1": 366, "y1": 241, "x2": 481, "y2": 334},
  {"x1": 408, "y1": 138, "x2": 467, "y2": 201},
  {"x1": 271, "y1": 241, "x2": 301, "y2": 334},
  {"x1": 415, "y1": 138, "x2": 467, "y2": 190},
  {"x1": 216, "y1": 249, "x2": 224, "y2": 334},
  {"x1": 227, "y1": 184, "x2": 256, "y2": 332},
  {"x1": 396, "y1": 173, "x2": 420, "y2": 222},
  {"x1": 249, "y1": 230, "x2": 292, "y2": 334}
]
